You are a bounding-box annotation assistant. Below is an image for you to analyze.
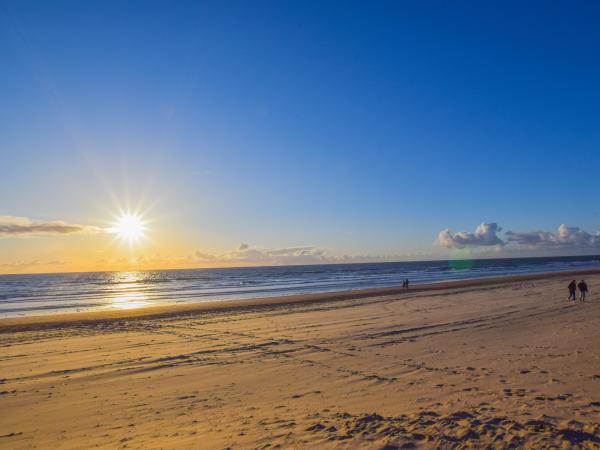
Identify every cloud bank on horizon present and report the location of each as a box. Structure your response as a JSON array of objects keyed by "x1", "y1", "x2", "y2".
[
  {"x1": 436, "y1": 223, "x2": 600, "y2": 251},
  {"x1": 192, "y1": 243, "x2": 394, "y2": 266},
  {"x1": 2, "y1": 214, "x2": 600, "y2": 271}
]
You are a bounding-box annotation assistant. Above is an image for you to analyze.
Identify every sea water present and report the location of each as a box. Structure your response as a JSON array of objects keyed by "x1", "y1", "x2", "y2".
[{"x1": 1, "y1": 255, "x2": 598, "y2": 317}]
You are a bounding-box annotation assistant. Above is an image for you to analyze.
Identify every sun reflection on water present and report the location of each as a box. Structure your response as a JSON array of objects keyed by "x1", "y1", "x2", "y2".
[
  {"x1": 108, "y1": 272, "x2": 150, "y2": 310},
  {"x1": 111, "y1": 293, "x2": 150, "y2": 309}
]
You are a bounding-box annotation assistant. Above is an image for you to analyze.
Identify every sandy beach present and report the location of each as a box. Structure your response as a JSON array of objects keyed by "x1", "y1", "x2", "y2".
[{"x1": 1, "y1": 271, "x2": 599, "y2": 449}]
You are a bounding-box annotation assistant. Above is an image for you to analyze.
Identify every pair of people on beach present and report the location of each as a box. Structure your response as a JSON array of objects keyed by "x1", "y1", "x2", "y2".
[
  {"x1": 402, "y1": 279, "x2": 409, "y2": 289},
  {"x1": 568, "y1": 279, "x2": 588, "y2": 302}
]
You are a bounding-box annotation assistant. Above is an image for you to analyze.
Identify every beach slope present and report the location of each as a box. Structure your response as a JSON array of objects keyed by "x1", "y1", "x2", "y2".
[{"x1": 1, "y1": 273, "x2": 599, "y2": 449}]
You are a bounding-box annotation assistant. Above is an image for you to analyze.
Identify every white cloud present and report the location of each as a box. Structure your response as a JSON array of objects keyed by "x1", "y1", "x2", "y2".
[
  {"x1": 435, "y1": 223, "x2": 504, "y2": 248},
  {"x1": 505, "y1": 224, "x2": 600, "y2": 249},
  {"x1": 436, "y1": 222, "x2": 600, "y2": 252},
  {"x1": 0, "y1": 215, "x2": 103, "y2": 237}
]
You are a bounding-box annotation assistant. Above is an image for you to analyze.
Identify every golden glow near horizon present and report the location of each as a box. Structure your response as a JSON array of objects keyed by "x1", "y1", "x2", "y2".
[{"x1": 109, "y1": 213, "x2": 147, "y2": 245}]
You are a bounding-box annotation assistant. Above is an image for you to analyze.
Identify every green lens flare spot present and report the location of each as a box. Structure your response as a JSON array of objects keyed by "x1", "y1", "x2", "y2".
[{"x1": 448, "y1": 249, "x2": 474, "y2": 271}]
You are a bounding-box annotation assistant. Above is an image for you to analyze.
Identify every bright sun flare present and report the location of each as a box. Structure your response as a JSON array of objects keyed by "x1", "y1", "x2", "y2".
[{"x1": 110, "y1": 214, "x2": 147, "y2": 244}]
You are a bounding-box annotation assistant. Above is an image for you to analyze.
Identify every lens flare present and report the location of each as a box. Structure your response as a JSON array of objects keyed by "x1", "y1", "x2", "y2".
[{"x1": 448, "y1": 248, "x2": 474, "y2": 271}]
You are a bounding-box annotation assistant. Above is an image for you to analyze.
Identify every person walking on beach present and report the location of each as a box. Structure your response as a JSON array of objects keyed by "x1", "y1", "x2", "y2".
[
  {"x1": 578, "y1": 280, "x2": 588, "y2": 302},
  {"x1": 405, "y1": 279, "x2": 409, "y2": 289},
  {"x1": 568, "y1": 280, "x2": 577, "y2": 301}
]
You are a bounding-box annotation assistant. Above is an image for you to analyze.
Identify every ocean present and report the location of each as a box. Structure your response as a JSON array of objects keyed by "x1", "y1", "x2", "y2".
[{"x1": 1, "y1": 255, "x2": 598, "y2": 318}]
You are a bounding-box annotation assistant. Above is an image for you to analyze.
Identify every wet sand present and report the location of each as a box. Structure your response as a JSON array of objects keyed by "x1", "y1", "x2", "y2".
[{"x1": 1, "y1": 271, "x2": 599, "y2": 449}]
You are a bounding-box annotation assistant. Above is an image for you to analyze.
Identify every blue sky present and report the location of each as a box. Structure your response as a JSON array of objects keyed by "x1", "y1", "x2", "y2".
[{"x1": 1, "y1": 1, "x2": 600, "y2": 272}]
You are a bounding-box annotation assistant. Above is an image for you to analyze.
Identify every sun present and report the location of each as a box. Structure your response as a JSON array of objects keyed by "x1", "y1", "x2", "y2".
[{"x1": 110, "y1": 213, "x2": 147, "y2": 244}]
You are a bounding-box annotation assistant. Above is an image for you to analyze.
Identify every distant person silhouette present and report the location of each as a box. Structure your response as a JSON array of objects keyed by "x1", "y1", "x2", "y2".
[
  {"x1": 578, "y1": 280, "x2": 588, "y2": 302},
  {"x1": 568, "y1": 280, "x2": 577, "y2": 301},
  {"x1": 405, "y1": 279, "x2": 409, "y2": 289}
]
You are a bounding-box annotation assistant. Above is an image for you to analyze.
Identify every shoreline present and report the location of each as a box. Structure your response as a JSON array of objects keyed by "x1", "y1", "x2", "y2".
[{"x1": 1, "y1": 267, "x2": 598, "y2": 333}]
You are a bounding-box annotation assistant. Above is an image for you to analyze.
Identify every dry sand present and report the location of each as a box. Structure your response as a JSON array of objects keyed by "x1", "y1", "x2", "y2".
[{"x1": 1, "y1": 272, "x2": 599, "y2": 449}]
